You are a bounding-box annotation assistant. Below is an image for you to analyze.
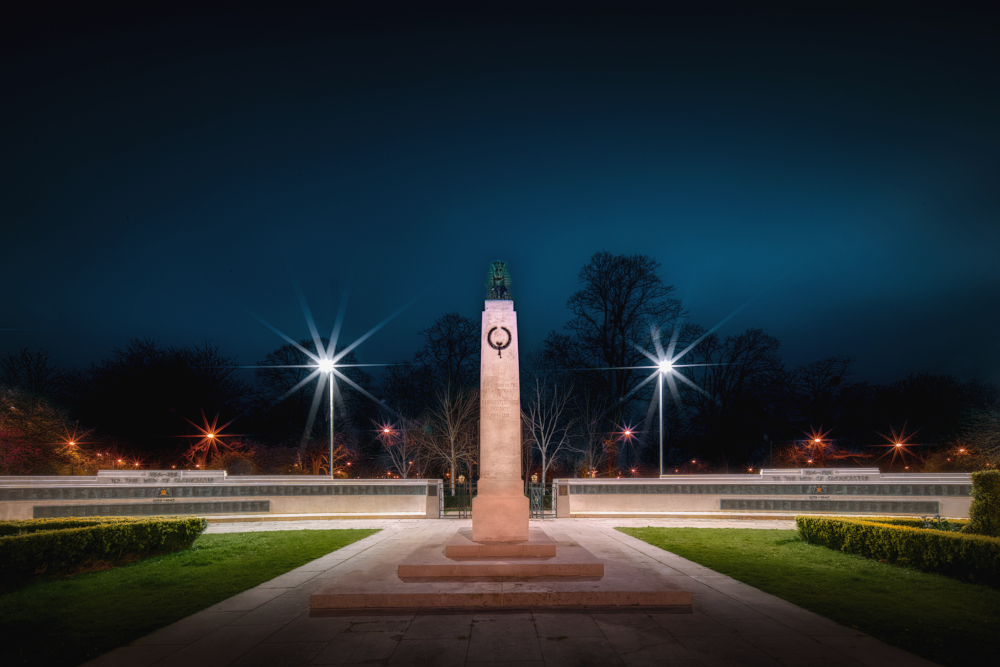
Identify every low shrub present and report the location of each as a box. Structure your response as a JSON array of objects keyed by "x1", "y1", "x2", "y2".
[
  {"x1": 0, "y1": 517, "x2": 147, "y2": 537},
  {"x1": 0, "y1": 516, "x2": 207, "y2": 588},
  {"x1": 797, "y1": 515, "x2": 1000, "y2": 586},
  {"x1": 963, "y1": 469, "x2": 1000, "y2": 537},
  {"x1": 871, "y1": 517, "x2": 969, "y2": 532}
]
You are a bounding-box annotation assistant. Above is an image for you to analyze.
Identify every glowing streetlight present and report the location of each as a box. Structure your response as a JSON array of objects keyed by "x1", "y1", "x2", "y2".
[
  {"x1": 317, "y1": 357, "x2": 337, "y2": 478},
  {"x1": 656, "y1": 361, "x2": 672, "y2": 477}
]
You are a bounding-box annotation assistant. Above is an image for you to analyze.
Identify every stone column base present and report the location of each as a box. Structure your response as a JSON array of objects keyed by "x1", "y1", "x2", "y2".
[{"x1": 471, "y1": 494, "x2": 529, "y2": 543}]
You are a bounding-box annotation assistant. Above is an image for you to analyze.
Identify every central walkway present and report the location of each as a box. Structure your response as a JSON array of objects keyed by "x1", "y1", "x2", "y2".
[{"x1": 86, "y1": 518, "x2": 939, "y2": 667}]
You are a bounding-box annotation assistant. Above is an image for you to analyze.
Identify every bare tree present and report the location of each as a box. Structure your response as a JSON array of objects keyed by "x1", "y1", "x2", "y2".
[
  {"x1": 420, "y1": 387, "x2": 479, "y2": 492},
  {"x1": 961, "y1": 409, "x2": 1000, "y2": 463},
  {"x1": 59, "y1": 339, "x2": 250, "y2": 461},
  {"x1": 377, "y1": 417, "x2": 421, "y2": 478},
  {"x1": 543, "y1": 252, "x2": 685, "y2": 464},
  {"x1": 684, "y1": 327, "x2": 784, "y2": 471},
  {"x1": 0, "y1": 386, "x2": 70, "y2": 474},
  {"x1": 786, "y1": 355, "x2": 854, "y2": 427},
  {"x1": 415, "y1": 313, "x2": 480, "y2": 390},
  {"x1": 0, "y1": 348, "x2": 61, "y2": 396},
  {"x1": 568, "y1": 387, "x2": 615, "y2": 477},
  {"x1": 253, "y1": 338, "x2": 374, "y2": 447},
  {"x1": 523, "y1": 378, "x2": 576, "y2": 486},
  {"x1": 548, "y1": 252, "x2": 683, "y2": 394}
]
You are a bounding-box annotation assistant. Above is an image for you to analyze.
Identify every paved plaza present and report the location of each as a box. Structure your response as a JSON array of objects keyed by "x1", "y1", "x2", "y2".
[{"x1": 84, "y1": 518, "x2": 939, "y2": 667}]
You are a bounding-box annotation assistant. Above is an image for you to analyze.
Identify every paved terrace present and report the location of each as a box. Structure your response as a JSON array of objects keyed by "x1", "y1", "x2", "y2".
[{"x1": 84, "y1": 518, "x2": 938, "y2": 667}]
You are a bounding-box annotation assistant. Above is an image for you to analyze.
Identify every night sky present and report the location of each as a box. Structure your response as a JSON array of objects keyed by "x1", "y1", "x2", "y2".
[{"x1": 3, "y1": 2, "x2": 999, "y2": 385}]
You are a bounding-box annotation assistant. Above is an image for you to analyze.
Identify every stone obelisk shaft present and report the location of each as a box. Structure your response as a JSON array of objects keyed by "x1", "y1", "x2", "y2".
[{"x1": 472, "y1": 300, "x2": 529, "y2": 542}]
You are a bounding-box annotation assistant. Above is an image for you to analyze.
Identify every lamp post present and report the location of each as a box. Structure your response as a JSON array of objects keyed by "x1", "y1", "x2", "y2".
[
  {"x1": 658, "y1": 359, "x2": 672, "y2": 476},
  {"x1": 318, "y1": 358, "x2": 335, "y2": 478}
]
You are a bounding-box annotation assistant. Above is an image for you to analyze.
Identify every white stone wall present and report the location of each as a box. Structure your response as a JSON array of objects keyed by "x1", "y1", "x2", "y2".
[
  {"x1": 553, "y1": 472, "x2": 974, "y2": 518},
  {"x1": 0, "y1": 475, "x2": 438, "y2": 520}
]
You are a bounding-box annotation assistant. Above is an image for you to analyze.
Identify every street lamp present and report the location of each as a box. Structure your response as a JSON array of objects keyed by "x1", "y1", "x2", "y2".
[
  {"x1": 317, "y1": 358, "x2": 336, "y2": 478},
  {"x1": 657, "y1": 359, "x2": 673, "y2": 477}
]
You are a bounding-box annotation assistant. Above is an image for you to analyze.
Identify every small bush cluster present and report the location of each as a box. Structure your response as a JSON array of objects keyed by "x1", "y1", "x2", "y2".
[
  {"x1": 0, "y1": 516, "x2": 207, "y2": 588},
  {"x1": 797, "y1": 515, "x2": 1000, "y2": 587},
  {"x1": 865, "y1": 516, "x2": 969, "y2": 532},
  {"x1": 963, "y1": 469, "x2": 1000, "y2": 537},
  {"x1": 0, "y1": 516, "x2": 136, "y2": 537}
]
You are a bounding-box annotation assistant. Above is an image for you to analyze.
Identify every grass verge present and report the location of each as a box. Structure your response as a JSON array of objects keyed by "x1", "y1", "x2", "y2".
[
  {"x1": 0, "y1": 528, "x2": 377, "y2": 667},
  {"x1": 618, "y1": 527, "x2": 998, "y2": 667}
]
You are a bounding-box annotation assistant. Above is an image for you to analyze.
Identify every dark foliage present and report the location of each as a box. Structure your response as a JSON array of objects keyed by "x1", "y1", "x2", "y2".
[
  {"x1": 964, "y1": 470, "x2": 1000, "y2": 537},
  {"x1": 59, "y1": 339, "x2": 250, "y2": 463},
  {"x1": 248, "y1": 338, "x2": 377, "y2": 454},
  {"x1": 0, "y1": 348, "x2": 62, "y2": 396}
]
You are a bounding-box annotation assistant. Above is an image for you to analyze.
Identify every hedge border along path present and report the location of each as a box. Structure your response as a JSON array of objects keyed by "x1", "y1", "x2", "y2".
[
  {"x1": 796, "y1": 515, "x2": 1000, "y2": 586},
  {"x1": 0, "y1": 516, "x2": 207, "y2": 588}
]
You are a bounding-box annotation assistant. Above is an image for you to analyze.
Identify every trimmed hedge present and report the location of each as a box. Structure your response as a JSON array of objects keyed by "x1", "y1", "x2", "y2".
[
  {"x1": 797, "y1": 515, "x2": 1000, "y2": 587},
  {"x1": 0, "y1": 516, "x2": 207, "y2": 587},
  {"x1": 0, "y1": 517, "x2": 148, "y2": 537},
  {"x1": 874, "y1": 517, "x2": 968, "y2": 532},
  {"x1": 964, "y1": 469, "x2": 1000, "y2": 537}
]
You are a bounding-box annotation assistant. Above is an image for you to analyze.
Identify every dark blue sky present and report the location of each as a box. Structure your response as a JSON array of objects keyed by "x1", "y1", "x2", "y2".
[{"x1": 3, "y1": 2, "x2": 999, "y2": 385}]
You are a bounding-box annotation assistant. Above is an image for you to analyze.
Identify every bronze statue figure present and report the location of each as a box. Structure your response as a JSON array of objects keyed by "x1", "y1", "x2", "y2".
[{"x1": 485, "y1": 260, "x2": 513, "y2": 300}]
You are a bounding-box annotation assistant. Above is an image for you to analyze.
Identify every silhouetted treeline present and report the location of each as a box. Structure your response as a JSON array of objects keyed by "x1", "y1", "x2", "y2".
[{"x1": 2, "y1": 251, "x2": 998, "y2": 476}]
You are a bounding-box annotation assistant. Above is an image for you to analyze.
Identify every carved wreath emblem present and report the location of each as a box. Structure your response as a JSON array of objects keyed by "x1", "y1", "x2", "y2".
[{"x1": 487, "y1": 326, "x2": 511, "y2": 358}]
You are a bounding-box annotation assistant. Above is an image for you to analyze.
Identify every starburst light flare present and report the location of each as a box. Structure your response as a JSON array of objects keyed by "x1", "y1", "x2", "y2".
[
  {"x1": 554, "y1": 284, "x2": 774, "y2": 478},
  {"x1": 242, "y1": 286, "x2": 423, "y2": 477},
  {"x1": 875, "y1": 424, "x2": 922, "y2": 469},
  {"x1": 178, "y1": 410, "x2": 241, "y2": 466}
]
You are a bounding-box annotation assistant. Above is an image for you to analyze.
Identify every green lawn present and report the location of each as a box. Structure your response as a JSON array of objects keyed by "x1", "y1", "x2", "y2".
[
  {"x1": 0, "y1": 528, "x2": 377, "y2": 667},
  {"x1": 619, "y1": 527, "x2": 997, "y2": 666}
]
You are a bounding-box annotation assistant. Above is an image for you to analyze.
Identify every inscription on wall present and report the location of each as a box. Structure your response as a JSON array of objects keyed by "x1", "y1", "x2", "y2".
[
  {"x1": 771, "y1": 474, "x2": 872, "y2": 482},
  {"x1": 97, "y1": 471, "x2": 226, "y2": 485},
  {"x1": 482, "y1": 374, "x2": 518, "y2": 420},
  {"x1": 33, "y1": 500, "x2": 270, "y2": 518}
]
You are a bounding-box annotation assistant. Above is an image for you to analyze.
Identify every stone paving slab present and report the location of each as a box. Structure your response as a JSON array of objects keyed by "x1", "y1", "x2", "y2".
[{"x1": 83, "y1": 518, "x2": 941, "y2": 667}]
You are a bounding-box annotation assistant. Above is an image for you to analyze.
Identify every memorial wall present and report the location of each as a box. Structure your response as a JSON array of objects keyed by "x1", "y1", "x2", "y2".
[
  {"x1": 554, "y1": 468, "x2": 973, "y2": 518},
  {"x1": 3, "y1": 468, "x2": 975, "y2": 520},
  {"x1": 0, "y1": 470, "x2": 442, "y2": 520}
]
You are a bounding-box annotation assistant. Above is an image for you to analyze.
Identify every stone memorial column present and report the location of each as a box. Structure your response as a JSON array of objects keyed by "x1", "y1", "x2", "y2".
[{"x1": 472, "y1": 261, "x2": 529, "y2": 543}]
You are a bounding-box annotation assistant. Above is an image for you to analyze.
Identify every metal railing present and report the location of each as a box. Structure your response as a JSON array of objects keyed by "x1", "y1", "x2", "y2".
[
  {"x1": 442, "y1": 478, "x2": 476, "y2": 518},
  {"x1": 529, "y1": 482, "x2": 555, "y2": 519}
]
